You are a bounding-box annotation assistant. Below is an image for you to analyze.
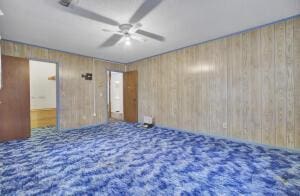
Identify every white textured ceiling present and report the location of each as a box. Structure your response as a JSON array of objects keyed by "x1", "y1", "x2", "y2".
[{"x1": 0, "y1": 0, "x2": 299, "y2": 63}]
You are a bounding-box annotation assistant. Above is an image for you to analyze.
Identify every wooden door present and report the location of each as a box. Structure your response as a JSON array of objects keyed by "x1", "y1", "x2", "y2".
[
  {"x1": 124, "y1": 71, "x2": 138, "y2": 122},
  {"x1": 0, "y1": 56, "x2": 30, "y2": 141}
]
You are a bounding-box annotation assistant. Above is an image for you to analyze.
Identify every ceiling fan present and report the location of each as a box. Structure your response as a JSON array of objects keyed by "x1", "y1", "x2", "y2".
[{"x1": 59, "y1": 0, "x2": 165, "y2": 47}]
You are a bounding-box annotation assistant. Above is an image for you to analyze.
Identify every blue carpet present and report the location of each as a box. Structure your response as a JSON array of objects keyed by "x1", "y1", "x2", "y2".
[{"x1": 1, "y1": 122, "x2": 300, "y2": 195}]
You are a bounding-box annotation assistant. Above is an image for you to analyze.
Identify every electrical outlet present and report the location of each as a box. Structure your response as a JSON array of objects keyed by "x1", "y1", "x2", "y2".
[
  {"x1": 222, "y1": 122, "x2": 227, "y2": 129},
  {"x1": 93, "y1": 113, "x2": 97, "y2": 117}
]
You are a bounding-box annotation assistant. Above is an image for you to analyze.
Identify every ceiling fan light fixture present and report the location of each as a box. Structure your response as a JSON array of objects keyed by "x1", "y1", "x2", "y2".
[
  {"x1": 125, "y1": 34, "x2": 131, "y2": 41},
  {"x1": 124, "y1": 33, "x2": 132, "y2": 46},
  {"x1": 125, "y1": 39, "x2": 131, "y2": 46}
]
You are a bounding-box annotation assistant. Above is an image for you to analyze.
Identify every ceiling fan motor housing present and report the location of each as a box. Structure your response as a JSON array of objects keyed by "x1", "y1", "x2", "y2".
[{"x1": 119, "y1": 24, "x2": 133, "y2": 33}]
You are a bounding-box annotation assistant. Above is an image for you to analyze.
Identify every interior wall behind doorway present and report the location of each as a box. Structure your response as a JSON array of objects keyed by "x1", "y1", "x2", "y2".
[
  {"x1": 109, "y1": 71, "x2": 123, "y2": 121},
  {"x1": 30, "y1": 60, "x2": 56, "y2": 128}
]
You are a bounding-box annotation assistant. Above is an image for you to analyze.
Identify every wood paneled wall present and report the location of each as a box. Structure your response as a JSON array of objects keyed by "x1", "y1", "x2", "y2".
[
  {"x1": 127, "y1": 16, "x2": 300, "y2": 149},
  {"x1": 1, "y1": 17, "x2": 299, "y2": 149},
  {"x1": 1, "y1": 40, "x2": 125, "y2": 129}
]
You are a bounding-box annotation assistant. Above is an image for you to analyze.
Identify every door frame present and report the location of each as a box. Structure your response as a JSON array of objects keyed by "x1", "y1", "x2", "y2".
[
  {"x1": 105, "y1": 69, "x2": 125, "y2": 122},
  {"x1": 29, "y1": 58, "x2": 60, "y2": 131}
]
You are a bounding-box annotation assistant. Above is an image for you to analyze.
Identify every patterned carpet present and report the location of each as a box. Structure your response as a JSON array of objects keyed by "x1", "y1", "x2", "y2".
[{"x1": 1, "y1": 122, "x2": 300, "y2": 195}]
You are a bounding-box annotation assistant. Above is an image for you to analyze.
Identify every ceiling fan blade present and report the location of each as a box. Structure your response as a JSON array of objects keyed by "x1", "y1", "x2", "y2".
[
  {"x1": 60, "y1": 1, "x2": 119, "y2": 26},
  {"x1": 129, "y1": 23, "x2": 143, "y2": 33},
  {"x1": 100, "y1": 34, "x2": 123, "y2": 47},
  {"x1": 131, "y1": 34, "x2": 147, "y2": 42},
  {"x1": 129, "y1": 0, "x2": 162, "y2": 24},
  {"x1": 102, "y1": 28, "x2": 117, "y2": 33},
  {"x1": 135, "y1": 29, "x2": 165, "y2": 41}
]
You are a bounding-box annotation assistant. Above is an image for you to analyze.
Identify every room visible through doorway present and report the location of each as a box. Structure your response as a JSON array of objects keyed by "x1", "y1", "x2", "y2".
[
  {"x1": 30, "y1": 60, "x2": 57, "y2": 129},
  {"x1": 107, "y1": 71, "x2": 124, "y2": 122}
]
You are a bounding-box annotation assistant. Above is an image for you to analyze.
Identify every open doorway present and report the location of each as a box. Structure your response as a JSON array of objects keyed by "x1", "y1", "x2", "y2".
[
  {"x1": 107, "y1": 70, "x2": 138, "y2": 123},
  {"x1": 30, "y1": 60, "x2": 57, "y2": 129},
  {"x1": 107, "y1": 71, "x2": 124, "y2": 122}
]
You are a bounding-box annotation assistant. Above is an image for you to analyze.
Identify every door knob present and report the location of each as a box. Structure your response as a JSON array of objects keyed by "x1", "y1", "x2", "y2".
[{"x1": 0, "y1": 101, "x2": 2, "y2": 104}]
